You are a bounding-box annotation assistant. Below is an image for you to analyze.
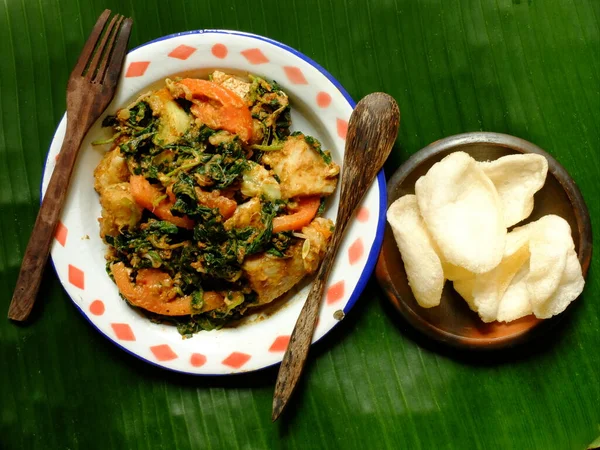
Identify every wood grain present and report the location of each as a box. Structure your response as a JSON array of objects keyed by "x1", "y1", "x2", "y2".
[
  {"x1": 272, "y1": 92, "x2": 400, "y2": 421},
  {"x1": 7, "y1": 11, "x2": 132, "y2": 321}
]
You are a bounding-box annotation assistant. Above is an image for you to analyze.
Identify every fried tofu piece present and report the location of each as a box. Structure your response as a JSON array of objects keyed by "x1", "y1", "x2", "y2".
[
  {"x1": 145, "y1": 87, "x2": 192, "y2": 145},
  {"x1": 94, "y1": 147, "x2": 129, "y2": 194},
  {"x1": 98, "y1": 182, "x2": 143, "y2": 238},
  {"x1": 224, "y1": 197, "x2": 263, "y2": 230},
  {"x1": 211, "y1": 70, "x2": 252, "y2": 102},
  {"x1": 242, "y1": 217, "x2": 333, "y2": 305},
  {"x1": 262, "y1": 135, "x2": 339, "y2": 199},
  {"x1": 241, "y1": 161, "x2": 281, "y2": 201}
]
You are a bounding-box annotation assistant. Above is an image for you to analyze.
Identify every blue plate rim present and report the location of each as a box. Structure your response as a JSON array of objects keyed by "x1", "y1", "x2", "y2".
[{"x1": 41, "y1": 29, "x2": 387, "y2": 376}]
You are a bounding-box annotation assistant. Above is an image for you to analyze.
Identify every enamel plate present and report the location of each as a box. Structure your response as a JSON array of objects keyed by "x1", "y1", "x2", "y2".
[{"x1": 42, "y1": 30, "x2": 386, "y2": 374}]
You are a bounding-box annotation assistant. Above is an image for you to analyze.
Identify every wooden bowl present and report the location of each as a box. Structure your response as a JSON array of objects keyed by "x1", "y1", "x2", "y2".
[{"x1": 376, "y1": 132, "x2": 593, "y2": 350}]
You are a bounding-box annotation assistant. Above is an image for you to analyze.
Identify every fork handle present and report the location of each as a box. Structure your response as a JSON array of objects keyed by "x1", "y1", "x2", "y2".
[{"x1": 8, "y1": 124, "x2": 86, "y2": 321}]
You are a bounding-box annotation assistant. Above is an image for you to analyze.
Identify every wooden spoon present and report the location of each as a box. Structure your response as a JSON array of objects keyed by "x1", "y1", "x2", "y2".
[{"x1": 272, "y1": 92, "x2": 400, "y2": 421}]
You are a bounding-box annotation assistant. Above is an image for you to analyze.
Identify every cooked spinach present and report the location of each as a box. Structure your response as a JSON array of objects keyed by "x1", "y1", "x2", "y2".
[
  {"x1": 170, "y1": 173, "x2": 214, "y2": 219},
  {"x1": 196, "y1": 139, "x2": 248, "y2": 189},
  {"x1": 266, "y1": 231, "x2": 293, "y2": 257},
  {"x1": 317, "y1": 197, "x2": 327, "y2": 217},
  {"x1": 245, "y1": 200, "x2": 281, "y2": 255},
  {"x1": 101, "y1": 114, "x2": 118, "y2": 127},
  {"x1": 99, "y1": 73, "x2": 334, "y2": 337},
  {"x1": 191, "y1": 289, "x2": 204, "y2": 311}
]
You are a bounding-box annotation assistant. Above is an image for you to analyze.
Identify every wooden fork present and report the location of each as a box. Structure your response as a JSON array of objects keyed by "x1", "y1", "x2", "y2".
[{"x1": 8, "y1": 10, "x2": 133, "y2": 321}]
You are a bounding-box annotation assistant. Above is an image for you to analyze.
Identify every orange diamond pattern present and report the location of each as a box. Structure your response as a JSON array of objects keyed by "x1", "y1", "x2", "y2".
[
  {"x1": 111, "y1": 323, "x2": 136, "y2": 341},
  {"x1": 283, "y1": 66, "x2": 308, "y2": 84},
  {"x1": 168, "y1": 45, "x2": 196, "y2": 60},
  {"x1": 222, "y1": 352, "x2": 251, "y2": 368},
  {"x1": 150, "y1": 344, "x2": 178, "y2": 361},
  {"x1": 125, "y1": 61, "x2": 150, "y2": 77},
  {"x1": 68, "y1": 264, "x2": 84, "y2": 290},
  {"x1": 326, "y1": 280, "x2": 345, "y2": 305},
  {"x1": 55, "y1": 221, "x2": 67, "y2": 246},
  {"x1": 241, "y1": 48, "x2": 269, "y2": 64},
  {"x1": 269, "y1": 336, "x2": 290, "y2": 352},
  {"x1": 348, "y1": 238, "x2": 364, "y2": 265}
]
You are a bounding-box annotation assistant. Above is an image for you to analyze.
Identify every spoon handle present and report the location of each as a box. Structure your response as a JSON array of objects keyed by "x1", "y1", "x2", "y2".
[
  {"x1": 271, "y1": 92, "x2": 399, "y2": 421},
  {"x1": 271, "y1": 212, "x2": 348, "y2": 421}
]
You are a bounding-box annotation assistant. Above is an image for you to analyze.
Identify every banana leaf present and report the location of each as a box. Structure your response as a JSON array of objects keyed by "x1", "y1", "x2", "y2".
[{"x1": 0, "y1": 0, "x2": 598, "y2": 449}]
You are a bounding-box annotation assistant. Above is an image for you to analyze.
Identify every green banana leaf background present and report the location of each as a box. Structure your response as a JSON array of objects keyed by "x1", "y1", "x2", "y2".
[{"x1": 1, "y1": 0, "x2": 598, "y2": 448}]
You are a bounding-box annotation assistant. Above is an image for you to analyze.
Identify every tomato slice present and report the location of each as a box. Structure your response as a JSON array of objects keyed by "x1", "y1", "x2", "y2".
[
  {"x1": 174, "y1": 78, "x2": 253, "y2": 142},
  {"x1": 195, "y1": 188, "x2": 237, "y2": 219},
  {"x1": 166, "y1": 184, "x2": 237, "y2": 220},
  {"x1": 272, "y1": 196, "x2": 321, "y2": 233},
  {"x1": 111, "y1": 262, "x2": 225, "y2": 316},
  {"x1": 129, "y1": 175, "x2": 195, "y2": 229}
]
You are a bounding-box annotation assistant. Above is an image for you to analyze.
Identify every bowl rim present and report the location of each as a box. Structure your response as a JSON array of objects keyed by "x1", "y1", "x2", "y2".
[
  {"x1": 378, "y1": 131, "x2": 593, "y2": 350},
  {"x1": 42, "y1": 29, "x2": 388, "y2": 375}
]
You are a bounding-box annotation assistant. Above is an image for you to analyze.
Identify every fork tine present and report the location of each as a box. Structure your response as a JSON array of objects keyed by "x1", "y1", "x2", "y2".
[
  {"x1": 93, "y1": 15, "x2": 125, "y2": 84},
  {"x1": 85, "y1": 13, "x2": 120, "y2": 80},
  {"x1": 71, "y1": 9, "x2": 111, "y2": 77},
  {"x1": 102, "y1": 18, "x2": 133, "y2": 88}
]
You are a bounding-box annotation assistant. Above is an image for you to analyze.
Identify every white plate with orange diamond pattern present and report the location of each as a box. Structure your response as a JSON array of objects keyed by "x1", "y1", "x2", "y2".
[{"x1": 42, "y1": 30, "x2": 386, "y2": 375}]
